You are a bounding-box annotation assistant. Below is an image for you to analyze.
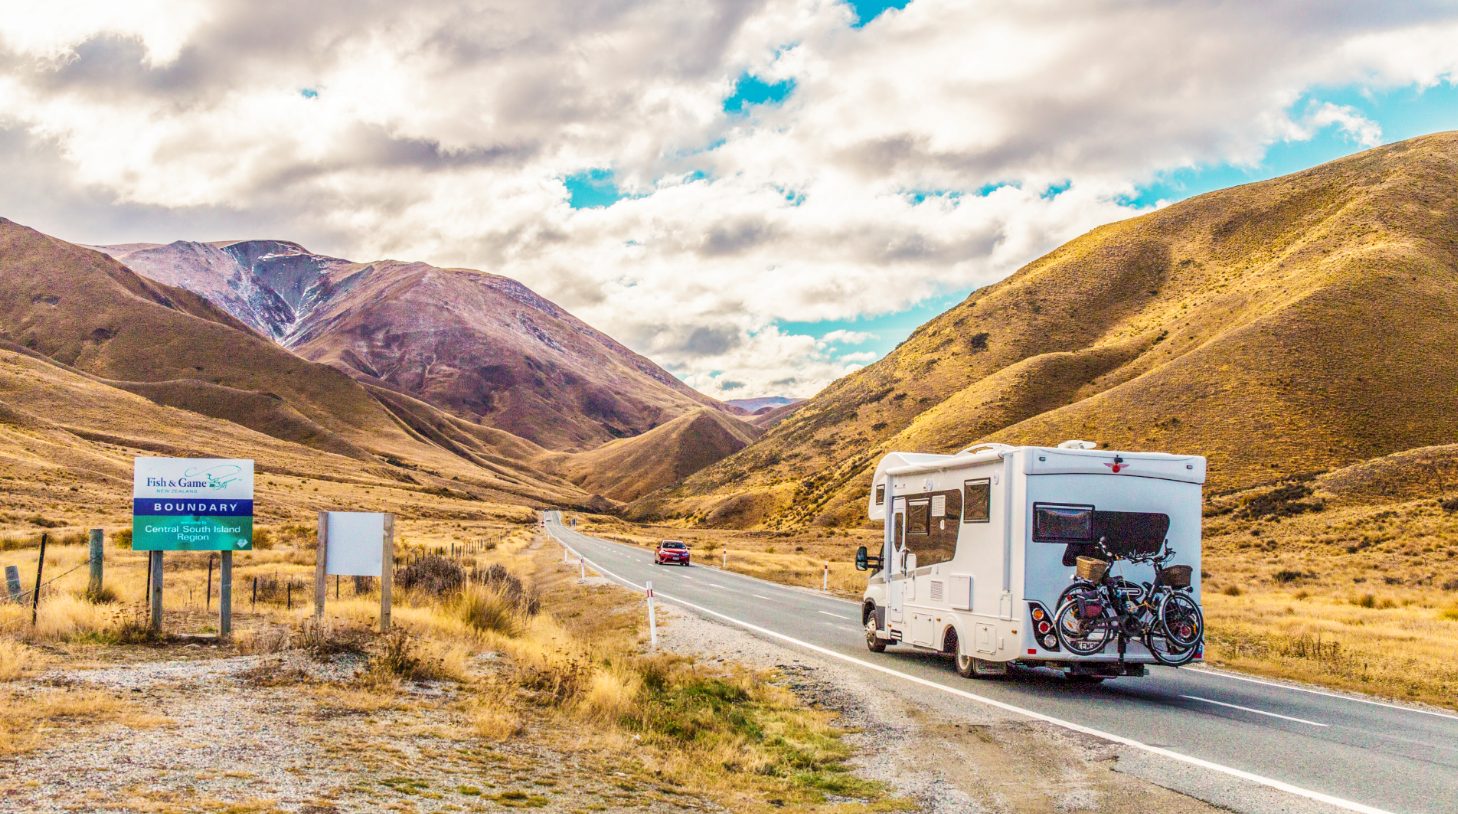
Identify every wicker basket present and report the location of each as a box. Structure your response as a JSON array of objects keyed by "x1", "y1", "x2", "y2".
[
  {"x1": 1160, "y1": 564, "x2": 1193, "y2": 589},
  {"x1": 1075, "y1": 556, "x2": 1110, "y2": 582}
]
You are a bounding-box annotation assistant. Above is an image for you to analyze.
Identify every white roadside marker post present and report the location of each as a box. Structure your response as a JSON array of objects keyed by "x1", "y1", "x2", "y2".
[
  {"x1": 722, "y1": 549, "x2": 727, "y2": 568},
  {"x1": 823, "y1": 561, "x2": 829, "y2": 592},
  {"x1": 579, "y1": 554, "x2": 586, "y2": 584},
  {"x1": 646, "y1": 580, "x2": 658, "y2": 649}
]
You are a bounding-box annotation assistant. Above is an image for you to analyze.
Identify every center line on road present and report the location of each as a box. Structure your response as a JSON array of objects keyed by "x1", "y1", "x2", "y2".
[
  {"x1": 818, "y1": 611, "x2": 850, "y2": 620},
  {"x1": 752, "y1": 594, "x2": 771, "y2": 600},
  {"x1": 1181, "y1": 695, "x2": 1329, "y2": 727}
]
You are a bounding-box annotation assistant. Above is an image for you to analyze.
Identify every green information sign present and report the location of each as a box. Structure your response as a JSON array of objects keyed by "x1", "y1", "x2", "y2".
[{"x1": 132, "y1": 458, "x2": 255, "y2": 551}]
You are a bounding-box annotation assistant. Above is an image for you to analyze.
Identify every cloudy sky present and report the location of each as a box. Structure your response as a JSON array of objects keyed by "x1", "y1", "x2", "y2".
[{"x1": 2, "y1": 1, "x2": 1457, "y2": 399}]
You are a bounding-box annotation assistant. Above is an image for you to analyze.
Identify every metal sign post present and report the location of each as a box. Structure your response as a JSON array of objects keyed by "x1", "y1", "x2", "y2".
[{"x1": 646, "y1": 581, "x2": 657, "y2": 649}]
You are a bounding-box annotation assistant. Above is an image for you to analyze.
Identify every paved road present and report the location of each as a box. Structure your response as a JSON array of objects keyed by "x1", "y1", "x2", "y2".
[{"x1": 545, "y1": 514, "x2": 1457, "y2": 814}]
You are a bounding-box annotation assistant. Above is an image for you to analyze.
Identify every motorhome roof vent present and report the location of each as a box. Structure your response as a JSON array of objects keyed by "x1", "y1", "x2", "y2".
[{"x1": 1057, "y1": 440, "x2": 1098, "y2": 450}]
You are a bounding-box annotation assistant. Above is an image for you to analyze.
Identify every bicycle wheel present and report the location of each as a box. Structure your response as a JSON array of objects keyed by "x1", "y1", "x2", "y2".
[
  {"x1": 1053, "y1": 592, "x2": 1113, "y2": 656},
  {"x1": 1158, "y1": 592, "x2": 1204, "y2": 649},
  {"x1": 1145, "y1": 629, "x2": 1197, "y2": 666}
]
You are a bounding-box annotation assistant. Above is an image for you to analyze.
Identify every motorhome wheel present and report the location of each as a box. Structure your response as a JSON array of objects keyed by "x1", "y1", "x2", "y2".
[
  {"x1": 865, "y1": 621, "x2": 887, "y2": 653},
  {"x1": 955, "y1": 650, "x2": 977, "y2": 678}
]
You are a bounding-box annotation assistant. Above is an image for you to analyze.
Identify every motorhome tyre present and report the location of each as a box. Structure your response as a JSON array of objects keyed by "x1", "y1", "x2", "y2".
[
  {"x1": 865, "y1": 621, "x2": 887, "y2": 653},
  {"x1": 956, "y1": 650, "x2": 977, "y2": 678}
]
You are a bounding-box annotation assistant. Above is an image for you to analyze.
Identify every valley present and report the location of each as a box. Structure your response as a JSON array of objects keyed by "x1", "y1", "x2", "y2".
[{"x1": 2, "y1": 132, "x2": 1458, "y2": 814}]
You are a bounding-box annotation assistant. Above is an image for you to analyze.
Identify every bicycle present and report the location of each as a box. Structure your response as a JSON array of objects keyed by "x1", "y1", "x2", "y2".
[{"x1": 1052, "y1": 538, "x2": 1203, "y2": 666}]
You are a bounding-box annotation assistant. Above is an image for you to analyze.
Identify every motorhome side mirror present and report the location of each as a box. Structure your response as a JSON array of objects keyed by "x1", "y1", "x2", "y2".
[{"x1": 855, "y1": 546, "x2": 868, "y2": 571}]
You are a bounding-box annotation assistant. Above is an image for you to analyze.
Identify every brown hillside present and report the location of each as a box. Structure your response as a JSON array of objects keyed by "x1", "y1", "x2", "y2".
[
  {"x1": 101, "y1": 241, "x2": 727, "y2": 451},
  {"x1": 0, "y1": 219, "x2": 598, "y2": 506},
  {"x1": 0, "y1": 346, "x2": 571, "y2": 533},
  {"x1": 544, "y1": 408, "x2": 762, "y2": 503},
  {"x1": 636, "y1": 132, "x2": 1458, "y2": 528}
]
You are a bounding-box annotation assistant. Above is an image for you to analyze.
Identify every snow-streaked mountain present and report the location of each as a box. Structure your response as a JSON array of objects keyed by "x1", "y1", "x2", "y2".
[{"x1": 95, "y1": 240, "x2": 730, "y2": 451}]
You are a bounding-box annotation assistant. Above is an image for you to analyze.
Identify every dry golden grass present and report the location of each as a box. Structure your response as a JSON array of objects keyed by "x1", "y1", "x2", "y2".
[{"x1": 0, "y1": 688, "x2": 163, "y2": 755}]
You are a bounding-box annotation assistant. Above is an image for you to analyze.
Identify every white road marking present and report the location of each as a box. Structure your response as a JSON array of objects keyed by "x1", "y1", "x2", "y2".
[
  {"x1": 1189, "y1": 668, "x2": 1458, "y2": 722},
  {"x1": 818, "y1": 611, "x2": 850, "y2": 620},
  {"x1": 1181, "y1": 695, "x2": 1329, "y2": 727},
  {"x1": 547, "y1": 528, "x2": 1393, "y2": 814},
  {"x1": 752, "y1": 594, "x2": 771, "y2": 600}
]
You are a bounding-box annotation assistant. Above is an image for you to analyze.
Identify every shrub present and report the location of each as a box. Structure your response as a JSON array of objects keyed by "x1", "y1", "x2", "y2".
[
  {"x1": 1222, "y1": 585, "x2": 1243, "y2": 596},
  {"x1": 396, "y1": 556, "x2": 465, "y2": 596},
  {"x1": 470, "y1": 563, "x2": 539, "y2": 616},
  {"x1": 1352, "y1": 593, "x2": 1377, "y2": 608},
  {"x1": 112, "y1": 528, "x2": 133, "y2": 550},
  {"x1": 1441, "y1": 497, "x2": 1458, "y2": 514},
  {"x1": 251, "y1": 528, "x2": 274, "y2": 550},
  {"x1": 455, "y1": 585, "x2": 523, "y2": 637},
  {"x1": 1272, "y1": 570, "x2": 1306, "y2": 584},
  {"x1": 1441, "y1": 605, "x2": 1458, "y2": 622}
]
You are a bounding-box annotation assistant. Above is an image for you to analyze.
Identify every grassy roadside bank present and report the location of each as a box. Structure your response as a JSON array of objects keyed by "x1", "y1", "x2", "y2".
[{"x1": 0, "y1": 522, "x2": 904, "y2": 813}]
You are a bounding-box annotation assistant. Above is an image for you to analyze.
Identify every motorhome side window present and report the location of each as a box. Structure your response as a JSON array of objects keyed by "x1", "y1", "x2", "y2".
[
  {"x1": 875, "y1": 484, "x2": 885, "y2": 505},
  {"x1": 907, "y1": 498, "x2": 931, "y2": 535},
  {"x1": 899, "y1": 490, "x2": 961, "y2": 566},
  {"x1": 962, "y1": 478, "x2": 991, "y2": 523}
]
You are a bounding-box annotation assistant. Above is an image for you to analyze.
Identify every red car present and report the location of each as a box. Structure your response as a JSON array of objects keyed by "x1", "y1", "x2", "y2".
[{"x1": 655, "y1": 540, "x2": 690, "y2": 566}]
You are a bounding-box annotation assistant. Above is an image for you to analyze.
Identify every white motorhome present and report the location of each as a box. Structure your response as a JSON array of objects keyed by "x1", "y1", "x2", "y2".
[{"x1": 857, "y1": 442, "x2": 1205, "y2": 680}]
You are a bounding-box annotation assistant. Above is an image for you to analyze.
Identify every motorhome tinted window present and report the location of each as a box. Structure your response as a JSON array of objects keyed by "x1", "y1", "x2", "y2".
[
  {"x1": 875, "y1": 484, "x2": 885, "y2": 505},
  {"x1": 907, "y1": 499, "x2": 931, "y2": 535},
  {"x1": 963, "y1": 479, "x2": 991, "y2": 523},
  {"x1": 1032, "y1": 504, "x2": 1094, "y2": 541},
  {"x1": 1093, "y1": 511, "x2": 1170, "y2": 557}
]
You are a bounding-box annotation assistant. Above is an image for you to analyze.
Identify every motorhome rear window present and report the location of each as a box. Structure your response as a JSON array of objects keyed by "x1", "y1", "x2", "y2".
[
  {"x1": 963, "y1": 479, "x2": 991, "y2": 523},
  {"x1": 1032, "y1": 504, "x2": 1094, "y2": 541}
]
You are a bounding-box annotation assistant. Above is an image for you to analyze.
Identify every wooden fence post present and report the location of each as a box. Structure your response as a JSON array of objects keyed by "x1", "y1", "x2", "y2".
[
  {"x1": 381, "y1": 514, "x2": 394, "y2": 633},
  {"x1": 5, "y1": 565, "x2": 21, "y2": 603},
  {"x1": 88, "y1": 529, "x2": 104, "y2": 599},
  {"x1": 314, "y1": 511, "x2": 328, "y2": 621},
  {"x1": 31, "y1": 533, "x2": 47, "y2": 626},
  {"x1": 207, "y1": 553, "x2": 215, "y2": 610},
  {"x1": 219, "y1": 550, "x2": 232, "y2": 639}
]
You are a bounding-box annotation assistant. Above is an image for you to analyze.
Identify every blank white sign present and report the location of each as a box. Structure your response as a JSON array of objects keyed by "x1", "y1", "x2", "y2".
[{"x1": 325, "y1": 512, "x2": 386, "y2": 576}]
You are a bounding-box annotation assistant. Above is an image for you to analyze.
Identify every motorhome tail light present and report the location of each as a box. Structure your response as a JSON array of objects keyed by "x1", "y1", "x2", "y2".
[{"x1": 1027, "y1": 602, "x2": 1058, "y2": 651}]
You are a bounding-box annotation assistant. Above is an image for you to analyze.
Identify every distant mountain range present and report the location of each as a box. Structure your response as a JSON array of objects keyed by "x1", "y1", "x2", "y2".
[
  {"x1": 632, "y1": 132, "x2": 1458, "y2": 528},
  {"x1": 724, "y1": 396, "x2": 804, "y2": 414},
  {"x1": 94, "y1": 241, "x2": 723, "y2": 452}
]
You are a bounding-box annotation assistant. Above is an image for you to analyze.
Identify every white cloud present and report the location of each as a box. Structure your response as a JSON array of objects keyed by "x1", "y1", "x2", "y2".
[
  {"x1": 818, "y1": 329, "x2": 878, "y2": 347},
  {"x1": 1, "y1": 1, "x2": 1457, "y2": 398}
]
